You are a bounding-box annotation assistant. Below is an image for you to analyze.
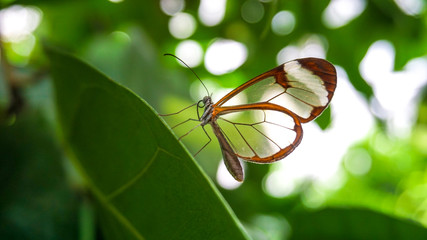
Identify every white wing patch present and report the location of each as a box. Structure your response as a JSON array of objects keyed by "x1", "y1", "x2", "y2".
[
  {"x1": 269, "y1": 92, "x2": 313, "y2": 118},
  {"x1": 284, "y1": 61, "x2": 329, "y2": 106}
]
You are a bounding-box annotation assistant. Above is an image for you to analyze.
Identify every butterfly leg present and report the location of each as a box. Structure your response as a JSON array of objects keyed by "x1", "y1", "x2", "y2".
[
  {"x1": 194, "y1": 125, "x2": 212, "y2": 156},
  {"x1": 171, "y1": 118, "x2": 200, "y2": 129},
  {"x1": 158, "y1": 102, "x2": 198, "y2": 116},
  {"x1": 177, "y1": 121, "x2": 203, "y2": 140}
]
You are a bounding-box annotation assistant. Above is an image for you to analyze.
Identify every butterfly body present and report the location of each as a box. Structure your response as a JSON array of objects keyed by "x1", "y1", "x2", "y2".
[{"x1": 199, "y1": 96, "x2": 214, "y2": 126}]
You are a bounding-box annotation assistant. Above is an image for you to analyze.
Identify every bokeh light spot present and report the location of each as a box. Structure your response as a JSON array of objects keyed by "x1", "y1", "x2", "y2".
[
  {"x1": 175, "y1": 40, "x2": 203, "y2": 68},
  {"x1": 217, "y1": 160, "x2": 243, "y2": 190},
  {"x1": 271, "y1": 11, "x2": 295, "y2": 35},
  {"x1": 0, "y1": 5, "x2": 42, "y2": 42},
  {"x1": 160, "y1": 0, "x2": 185, "y2": 16},
  {"x1": 241, "y1": 0, "x2": 265, "y2": 23},
  {"x1": 169, "y1": 12, "x2": 197, "y2": 39},
  {"x1": 344, "y1": 148, "x2": 372, "y2": 175},
  {"x1": 394, "y1": 0, "x2": 424, "y2": 16},
  {"x1": 276, "y1": 35, "x2": 326, "y2": 64},
  {"x1": 111, "y1": 31, "x2": 131, "y2": 43},
  {"x1": 264, "y1": 169, "x2": 296, "y2": 198},
  {"x1": 11, "y1": 34, "x2": 35, "y2": 57},
  {"x1": 249, "y1": 214, "x2": 291, "y2": 239},
  {"x1": 198, "y1": 0, "x2": 226, "y2": 26},
  {"x1": 205, "y1": 39, "x2": 247, "y2": 75},
  {"x1": 322, "y1": 0, "x2": 366, "y2": 28},
  {"x1": 360, "y1": 40, "x2": 427, "y2": 136},
  {"x1": 189, "y1": 78, "x2": 218, "y2": 101},
  {"x1": 301, "y1": 187, "x2": 326, "y2": 208}
]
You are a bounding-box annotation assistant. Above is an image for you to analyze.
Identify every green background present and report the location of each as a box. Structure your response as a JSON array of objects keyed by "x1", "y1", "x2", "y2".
[{"x1": 1, "y1": 0, "x2": 427, "y2": 239}]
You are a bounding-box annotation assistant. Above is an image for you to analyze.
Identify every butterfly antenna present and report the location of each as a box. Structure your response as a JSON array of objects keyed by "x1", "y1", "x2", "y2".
[{"x1": 164, "y1": 53, "x2": 210, "y2": 96}]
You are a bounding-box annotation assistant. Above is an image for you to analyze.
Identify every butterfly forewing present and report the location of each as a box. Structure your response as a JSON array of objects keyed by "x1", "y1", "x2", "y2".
[
  {"x1": 213, "y1": 58, "x2": 337, "y2": 123},
  {"x1": 219, "y1": 76, "x2": 277, "y2": 107}
]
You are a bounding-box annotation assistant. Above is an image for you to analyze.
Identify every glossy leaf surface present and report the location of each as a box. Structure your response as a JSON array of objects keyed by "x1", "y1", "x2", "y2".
[{"x1": 46, "y1": 46, "x2": 249, "y2": 240}]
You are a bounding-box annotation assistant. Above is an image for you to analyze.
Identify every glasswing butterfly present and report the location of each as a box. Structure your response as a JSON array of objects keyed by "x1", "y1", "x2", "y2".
[{"x1": 162, "y1": 54, "x2": 337, "y2": 182}]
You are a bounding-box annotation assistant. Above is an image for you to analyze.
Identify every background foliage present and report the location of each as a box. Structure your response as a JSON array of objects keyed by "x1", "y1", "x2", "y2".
[{"x1": 1, "y1": 0, "x2": 427, "y2": 239}]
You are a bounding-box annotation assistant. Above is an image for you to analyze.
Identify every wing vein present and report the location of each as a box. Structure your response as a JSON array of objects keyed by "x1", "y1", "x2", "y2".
[
  {"x1": 219, "y1": 117, "x2": 258, "y2": 157},
  {"x1": 286, "y1": 90, "x2": 319, "y2": 107},
  {"x1": 217, "y1": 119, "x2": 238, "y2": 152},
  {"x1": 266, "y1": 90, "x2": 287, "y2": 103},
  {"x1": 251, "y1": 124, "x2": 282, "y2": 149}
]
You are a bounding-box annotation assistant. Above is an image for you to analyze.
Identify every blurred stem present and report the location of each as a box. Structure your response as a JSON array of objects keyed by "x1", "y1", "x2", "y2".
[
  {"x1": 0, "y1": 39, "x2": 24, "y2": 118},
  {"x1": 79, "y1": 197, "x2": 96, "y2": 240},
  {"x1": 260, "y1": 0, "x2": 278, "y2": 40}
]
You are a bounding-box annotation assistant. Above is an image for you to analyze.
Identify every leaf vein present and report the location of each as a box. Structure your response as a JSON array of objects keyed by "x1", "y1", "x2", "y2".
[{"x1": 106, "y1": 148, "x2": 160, "y2": 200}]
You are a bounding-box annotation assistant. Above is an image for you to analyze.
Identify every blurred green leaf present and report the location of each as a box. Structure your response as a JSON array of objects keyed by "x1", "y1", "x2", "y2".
[
  {"x1": 289, "y1": 208, "x2": 427, "y2": 240},
  {"x1": 0, "y1": 110, "x2": 79, "y2": 240},
  {"x1": 45, "y1": 46, "x2": 249, "y2": 239}
]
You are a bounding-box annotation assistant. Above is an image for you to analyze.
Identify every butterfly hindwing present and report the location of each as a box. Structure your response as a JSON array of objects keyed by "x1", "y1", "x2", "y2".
[{"x1": 213, "y1": 104, "x2": 303, "y2": 163}]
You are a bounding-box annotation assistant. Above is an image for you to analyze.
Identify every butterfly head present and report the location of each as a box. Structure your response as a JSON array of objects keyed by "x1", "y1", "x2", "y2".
[{"x1": 203, "y1": 96, "x2": 212, "y2": 106}]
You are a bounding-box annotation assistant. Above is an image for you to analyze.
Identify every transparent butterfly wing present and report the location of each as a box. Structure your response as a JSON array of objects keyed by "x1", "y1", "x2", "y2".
[
  {"x1": 213, "y1": 105, "x2": 303, "y2": 163},
  {"x1": 214, "y1": 58, "x2": 337, "y2": 123},
  {"x1": 211, "y1": 58, "x2": 336, "y2": 163}
]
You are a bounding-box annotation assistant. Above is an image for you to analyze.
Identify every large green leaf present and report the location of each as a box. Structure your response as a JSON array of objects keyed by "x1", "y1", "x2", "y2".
[{"x1": 45, "y1": 46, "x2": 249, "y2": 240}]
